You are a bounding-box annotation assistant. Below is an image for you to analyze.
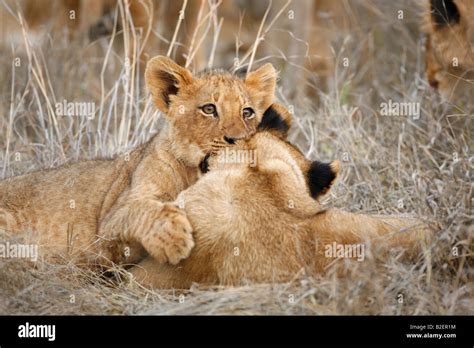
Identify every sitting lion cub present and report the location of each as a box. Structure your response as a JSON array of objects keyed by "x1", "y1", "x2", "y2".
[
  {"x1": 0, "y1": 56, "x2": 277, "y2": 265},
  {"x1": 131, "y1": 104, "x2": 432, "y2": 289}
]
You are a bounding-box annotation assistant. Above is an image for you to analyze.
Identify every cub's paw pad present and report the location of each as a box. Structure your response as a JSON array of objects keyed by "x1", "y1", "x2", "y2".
[{"x1": 142, "y1": 204, "x2": 194, "y2": 265}]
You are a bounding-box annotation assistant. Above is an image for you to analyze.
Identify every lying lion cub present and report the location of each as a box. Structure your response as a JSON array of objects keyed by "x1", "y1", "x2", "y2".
[
  {"x1": 130, "y1": 104, "x2": 433, "y2": 289},
  {"x1": 0, "y1": 56, "x2": 277, "y2": 266}
]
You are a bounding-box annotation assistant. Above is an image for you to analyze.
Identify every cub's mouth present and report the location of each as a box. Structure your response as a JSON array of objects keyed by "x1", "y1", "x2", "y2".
[
  {"x1": 199, "y1": 136, "x2": 238, "y2": 173},
  {"x1": 198, "y1": 102, "x2": 293, "y2": 174}
]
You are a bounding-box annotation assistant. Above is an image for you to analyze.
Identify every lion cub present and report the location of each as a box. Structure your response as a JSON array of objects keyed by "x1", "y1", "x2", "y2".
[
  {"x1": 422, "y1": 0, "x2": 474, "y2": 100},
  {"x1": 0, "y1": 56, "x2": 277, "y2": 265},
  {"x1": 131, "y1": 104, "x2": 432, "y2": 289}
]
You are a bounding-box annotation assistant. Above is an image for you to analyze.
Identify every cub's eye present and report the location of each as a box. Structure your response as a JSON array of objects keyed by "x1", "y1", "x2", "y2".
[
  {"x1": 242, "y1": 107, "x2": 255, "y2": 119},
  {"x1": 201, "y1": 104, "x2": 217, "y2": 116}
]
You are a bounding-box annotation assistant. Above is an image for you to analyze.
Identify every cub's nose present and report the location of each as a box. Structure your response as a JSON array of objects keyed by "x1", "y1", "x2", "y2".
[{"x1": 223, "y1": 136, "x2": 236, "y2": 144}]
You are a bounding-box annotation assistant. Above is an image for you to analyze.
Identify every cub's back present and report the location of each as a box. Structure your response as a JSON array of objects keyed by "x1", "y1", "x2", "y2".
[{"x1": 0, "y1": 155, "x2": 137, "y2": 261}]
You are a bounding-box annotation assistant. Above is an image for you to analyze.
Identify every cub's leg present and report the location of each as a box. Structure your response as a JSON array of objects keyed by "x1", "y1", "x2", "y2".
[
  {"x1": 98, "y1": 152, "x2": 196, "y2": 266},
  {"x1": 100, "y1": 198, "x2": 194, "y2": 265},
  {"x1": 310, "y1": 208, "x2": 432, "y2": 257}
]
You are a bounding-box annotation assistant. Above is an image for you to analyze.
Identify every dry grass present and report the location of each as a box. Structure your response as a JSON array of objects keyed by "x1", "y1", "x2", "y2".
[{"x1": 0, "y1": 0, "x2": 472, "y2": 315}]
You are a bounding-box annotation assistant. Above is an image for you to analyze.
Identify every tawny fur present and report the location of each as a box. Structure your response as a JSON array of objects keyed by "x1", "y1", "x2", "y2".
[
  {"x1": 130, "y1": 107, "x2": 432, "y2": 289},
  {"x1": 0, "y1": 55, "x2": 277, "y2": 266},
  {"x1": 421, "y1": 0, "x2": 474, "y2": 100}
]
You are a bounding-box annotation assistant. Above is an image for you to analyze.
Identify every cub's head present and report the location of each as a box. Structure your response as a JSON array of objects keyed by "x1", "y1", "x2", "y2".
[
  {"x1": 145, "y1": 56, "x2": 277, "y2": 166},
  {"x1": 423, "y1": 0, "x2": 474, "y2": 99},
  {"x1": 202, "y1": 103, "x2": 340, "y2": 216}
]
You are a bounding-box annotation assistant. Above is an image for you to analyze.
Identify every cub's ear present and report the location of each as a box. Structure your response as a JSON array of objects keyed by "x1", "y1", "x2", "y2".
[
  {"x1": 245, "y1": 63, "x2": 277, "y2": 111},
  {"x1": 430, "y1": 0, "x2": 460, "y2": 28},
  {"x1": 258, "y1": 103, "x2": 292, "y2": 138},
  {"x1": 307, "y1": 160, "x2": 340, "y2": 199},
  {"x1": 145, "y1": 55, "x2": 193, "y2": 113}
]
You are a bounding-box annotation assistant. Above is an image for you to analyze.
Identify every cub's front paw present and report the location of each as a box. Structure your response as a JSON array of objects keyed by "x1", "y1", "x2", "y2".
[{"x1": 141, "y1": 203, "x2": 194, "y2": 265}]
